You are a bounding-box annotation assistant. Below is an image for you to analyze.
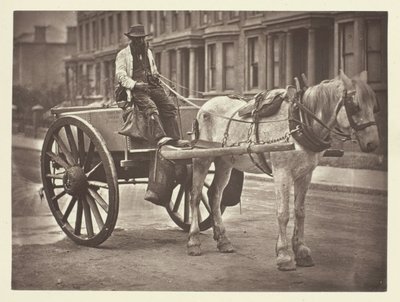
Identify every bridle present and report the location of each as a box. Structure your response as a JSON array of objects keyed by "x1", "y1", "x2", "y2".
[
  {"x1": 292, "y1": 87, "x2": 379, "y2": 143},
  {"x1": 336, "y1": 89, "x2": 379, "y2": 132}
]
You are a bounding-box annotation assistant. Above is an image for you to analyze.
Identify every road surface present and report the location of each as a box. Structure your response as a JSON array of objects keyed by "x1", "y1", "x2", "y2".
[{"x1": 11, "y1": 148, "x2": 387, "y2": 291}]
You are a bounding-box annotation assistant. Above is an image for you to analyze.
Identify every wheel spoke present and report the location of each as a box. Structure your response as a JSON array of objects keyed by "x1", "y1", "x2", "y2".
[
  {"x1": 46, "y1": 151, "x2": 69, "y2": 169},
  {"x1": 51, "y1": 190, "x2": 67, "y2": 203},
  {"x1": 46, "y1": 173, "x2": 64, "y2": 179},
  {"x1": 53, "y1": 133, "x2": 76, "y2": 166},
  {"x1": 64, "y1": 125, "x2": 79, "y2": 164},
  {"x1": 88, "y1": 181, "x2": 109, "y2": 189},
  {"x1": 86, "y1": 193, "x2": 104, "y2": 230},
  {"x1": 88, "y1": 188, "x2": 109, "y2": 213},
  {"x1": 86, "y1": 161, "x2": 103, "y2": 178},
  {"x1": 83, "y1": 142, "x2": 95, "y2": 172},
  {"x1": 77, "y1": 128, "x2": 85, "y2": 166},
  {"x1": 172, "y1": 185, "x2": 184, "y2": 212},
  {"x1": 198, "y1": 208, "x2": 203, "y2": 223},
  {"x1": 201, "y1": 192, "x2": 211, "y2": 214},
  {"x1": 75, "y1": 200, "x2": 83, "y2": 235},
  {"x1": 62, "y1": 197, "x2": 77, "y2": 222},
  {"x1": 82, "y1": 197, "x2": 94, "y2": 238},
  {"x1": 184, "y1": 188, "x2": 190, "y2": 224}
]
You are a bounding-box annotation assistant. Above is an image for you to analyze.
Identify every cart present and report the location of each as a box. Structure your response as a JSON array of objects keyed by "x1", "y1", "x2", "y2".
[{"x1": 40, "y1": 103, "x2": 294, "y2": 247}]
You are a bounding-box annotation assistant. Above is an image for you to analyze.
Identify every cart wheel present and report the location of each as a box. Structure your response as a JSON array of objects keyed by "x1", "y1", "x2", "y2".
[
  {"x1": 41, "y1": 116, "x2": 119, "y2": 246},
  {"x1": 166, "y1": 167, "x2": 225, "y2": 232}
]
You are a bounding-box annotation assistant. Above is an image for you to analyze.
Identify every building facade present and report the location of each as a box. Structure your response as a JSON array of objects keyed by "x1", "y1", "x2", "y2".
[
  {"x1": 67, "y1": 11, "x2": 387, "y2": 101},
  {"x1": 13, "y1": 25, "x2": 77, "y2": 90},
  {"x1": 66, "y1": 11, "x2": 387, "y2": 150}
]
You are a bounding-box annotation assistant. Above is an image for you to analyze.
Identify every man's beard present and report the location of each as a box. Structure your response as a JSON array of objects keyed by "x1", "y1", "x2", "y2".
[{"x1": 131, "y1": 39, "x2": 146, "y2": 57}]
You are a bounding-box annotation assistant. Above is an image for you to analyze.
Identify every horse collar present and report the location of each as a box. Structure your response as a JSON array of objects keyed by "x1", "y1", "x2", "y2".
[{"x1": 288, "y1": 97, "x2": 332, "y2": 152}]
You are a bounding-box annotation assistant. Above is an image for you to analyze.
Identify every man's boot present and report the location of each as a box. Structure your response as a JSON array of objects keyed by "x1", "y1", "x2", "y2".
[{"x1": 161, "y1": 115, "x2": 190, "y2": 147}]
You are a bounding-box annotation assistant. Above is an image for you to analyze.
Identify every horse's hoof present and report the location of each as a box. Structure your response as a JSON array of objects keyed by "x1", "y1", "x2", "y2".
[
  {"x1": 296, "y1": 255, "x2": 314, "y2": 267},
  {"x1": 277, "y1": 259, "x2": 297, "y2": 271},
  {"x1": 187, "y1": 245, "x2": 202, "y2": 256},
  {"x1": 277, "y1": 253, "x2": 296, "y2": 271},
  {"x1": 218, "y1": 242, "x2": 235, "y2": 253}
]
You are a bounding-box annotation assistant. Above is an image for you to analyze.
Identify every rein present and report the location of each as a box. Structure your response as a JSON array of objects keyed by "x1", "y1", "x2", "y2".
[{"x1": 289, "y1": 87, "x2": 378, "y2": 152}]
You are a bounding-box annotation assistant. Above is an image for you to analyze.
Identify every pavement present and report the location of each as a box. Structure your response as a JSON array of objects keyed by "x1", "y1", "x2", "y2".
[{"x1": 12, "y1": 134, "x2": 387, "y2": 195}]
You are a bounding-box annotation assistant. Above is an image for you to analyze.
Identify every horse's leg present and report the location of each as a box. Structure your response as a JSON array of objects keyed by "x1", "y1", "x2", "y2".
[
  {"x1": 187, "y1": 157, "x2": 213, "y2": 256},
  {"x1": 273, "y1": 169, "x2": 296, "y2": 271},
  {"x1": 292, "y1": 172, "x2": 314, "y2": 267},
  {"x1": 210, "y1": 158, "x2": 234, "y2": 253}
]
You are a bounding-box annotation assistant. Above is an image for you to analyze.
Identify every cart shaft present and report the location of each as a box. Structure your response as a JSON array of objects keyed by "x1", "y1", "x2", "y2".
[{"x1": 160, "y1": 142, "x2": 295, "y2": 160}]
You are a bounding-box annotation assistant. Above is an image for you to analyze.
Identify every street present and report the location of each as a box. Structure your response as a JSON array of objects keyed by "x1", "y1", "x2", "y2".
[{"x1": 12, "y1": 147, "x2": 387, "y2": 291}]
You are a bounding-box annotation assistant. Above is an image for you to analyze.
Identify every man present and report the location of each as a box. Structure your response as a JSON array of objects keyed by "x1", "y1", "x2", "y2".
[
  {"x1": 115, "y1": 24, "x2": 188, "y2": 147},
  {"x1": 116, "y1": 24, "x2": 188, "y2": 205}
]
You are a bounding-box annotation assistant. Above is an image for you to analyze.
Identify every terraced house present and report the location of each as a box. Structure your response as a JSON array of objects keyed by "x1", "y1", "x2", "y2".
[{"x1": 64, "y1": 11, "x2": 387, "y2": 149}]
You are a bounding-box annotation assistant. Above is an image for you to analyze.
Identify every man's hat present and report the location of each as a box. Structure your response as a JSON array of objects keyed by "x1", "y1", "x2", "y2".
[{"x1": 124, "y1": 24, "x2": 148, "y2": 38}]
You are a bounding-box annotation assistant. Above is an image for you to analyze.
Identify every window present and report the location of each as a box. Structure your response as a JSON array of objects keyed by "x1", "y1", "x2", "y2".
[
  {"x1": 101, "y1": 18, "x2": 106, "y2": 47},
  {"x1": 148, "y1": 11, "x2": 154, "y2": 33},
  {"x1": 169, "y1": 50, "x2": 177, "y2": 83},
  {"x1": 366, "y1": 19, "x2": 384, "y2": 83},
  {"x1": 339, "y1": 22, "x2": 355, "y2": 77},
  {"x1": 95, "y1": 63, "x2": 101, "y2": 95},
  {"x1": 223, "y1": 43, "x2": 235, "y2": 90},
  {"x1": 215, "y1": 11, "x2": 223, "y2": 23},
  {"x1": 247, "y1": 11, "x2": 261, "y2": 17},
  {"x1": 273, "y1": 35, "x2": 281, "y2": 88},
  {"x1": 160, "y1": 11, "x2": 166, "y2": 34},
  {"x1": 155, "y1": 52, "x2": 161, "y2": 73},
  {"x1": 78, "y1": 64, "x2": 84, "y2": 95},
  {"x1": 201, "y1": 12, "x2": 209, "y2": 26},
  {"x1": 108, "y1": 15, "x2": 114, "y2": 45},
  {"x1": 172, "y1": 11, "x2": 178, "y2": 31},
  {"x1": 184, "y1": 11, "x2": 192, "y2": 28},
  {"x1": 117, "y1": 13, "x2": 122, "y2": 43},
  {"x1": 86, "y1": 64, "x2": 95, "y2": 95},
  {"x1": 208, "y1": 44, "x2": 216, "y2": 90},
  {"x1": 85, "y1": 23, "x2": 90, "y2": 50},
  {"x1": 248, "y1": 37, "x2": 259, "y2": 89},
  {"x1": 127, "y1": 11, "x2": 132, "y2": 27},
  {"x1": 229, "y1": 11, "x2": 240, "y2": 19},
  {"x1": 92, "y1": 20, "x2": 98, "y2": 50},
  {"x1": 78, "y1": 24, "x2": 83, "y2": 51}
]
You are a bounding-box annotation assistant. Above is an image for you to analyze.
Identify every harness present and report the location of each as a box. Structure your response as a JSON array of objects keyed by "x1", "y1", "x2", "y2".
[
  {"x1": 288, "y1": 89, "x2": 378, "y2": 152},
  {"x1": 161, "y1": 76, "x2": 378, "y2": 175}
]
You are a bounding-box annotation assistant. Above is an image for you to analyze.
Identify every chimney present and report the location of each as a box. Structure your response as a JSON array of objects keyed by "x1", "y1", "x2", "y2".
[
  {"x1": 66, "y1": 26, "x2": 77, "y2": 44},
  {"x1": 34, "y1": 26, "x2": 47, "y2": 43}
]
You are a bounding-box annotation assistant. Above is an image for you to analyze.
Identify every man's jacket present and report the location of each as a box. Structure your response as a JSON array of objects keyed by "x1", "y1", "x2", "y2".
[{"x1": 115, "y1": 45, "x2": 158, "y2": 91}]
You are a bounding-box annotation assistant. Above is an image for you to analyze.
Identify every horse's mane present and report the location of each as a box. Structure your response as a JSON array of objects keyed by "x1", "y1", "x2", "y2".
[
  {"x1": 302, "y1": 77, "x2": 376, "y2": 124},
  {"x1": 302, "y1": 79, "x2": 343, "y2": 120}
]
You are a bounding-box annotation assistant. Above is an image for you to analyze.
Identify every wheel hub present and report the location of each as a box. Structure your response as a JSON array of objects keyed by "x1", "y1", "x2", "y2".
[{"x1": 63, "y1": 166, "x2": 88, "y2": 196}]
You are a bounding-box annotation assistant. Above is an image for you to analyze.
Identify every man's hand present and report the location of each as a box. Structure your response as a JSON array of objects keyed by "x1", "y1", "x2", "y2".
[{"x1": 134, "y1": 82, "x2": 149, "y2": 92}]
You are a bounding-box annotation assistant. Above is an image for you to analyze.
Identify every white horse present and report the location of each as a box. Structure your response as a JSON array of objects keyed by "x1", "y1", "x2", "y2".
[{"x1": 187, "y1": 70, "x2": 380, "y2": 271}]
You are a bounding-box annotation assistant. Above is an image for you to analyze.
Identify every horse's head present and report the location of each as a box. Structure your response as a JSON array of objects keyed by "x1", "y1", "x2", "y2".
[{"x1": 336, "y1": 70, "x2": 380, "y2": 153}]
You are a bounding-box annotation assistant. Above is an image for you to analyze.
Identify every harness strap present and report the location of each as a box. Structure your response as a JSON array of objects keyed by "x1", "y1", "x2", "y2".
[
  {"x1": 251, "y1": 92, "x2": 273, "y2": 176},
  {"x1": 222, "y1": 106, "x2": 246, "y2": 147}
]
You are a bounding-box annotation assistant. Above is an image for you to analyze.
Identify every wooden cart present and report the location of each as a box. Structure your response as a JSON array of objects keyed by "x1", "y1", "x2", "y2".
[{"x1": 40, "y1": 104, "x2": 294, "y2": 246}]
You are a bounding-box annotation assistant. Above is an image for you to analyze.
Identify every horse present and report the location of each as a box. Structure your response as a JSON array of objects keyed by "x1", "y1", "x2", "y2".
[{"x1": 187, "y1": 70, "x2": 380, "y2": 271}]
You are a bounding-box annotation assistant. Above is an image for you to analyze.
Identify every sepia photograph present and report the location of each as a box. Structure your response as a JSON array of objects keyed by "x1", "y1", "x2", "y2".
[{"x1": 5, "y1": 1, "x2": 397, "y2": 298}]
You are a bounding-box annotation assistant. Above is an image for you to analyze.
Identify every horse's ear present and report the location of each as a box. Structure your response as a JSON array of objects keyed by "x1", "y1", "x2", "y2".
[
  {"x1": 339, "y1": 69, "x2": 353, "y2": 90},
  {"x1": 359, "y1": 70, "x2": 368, "y2": 83},
  {"x1": 285, "y1": 85, "x2": 297, "y2": 100}
]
